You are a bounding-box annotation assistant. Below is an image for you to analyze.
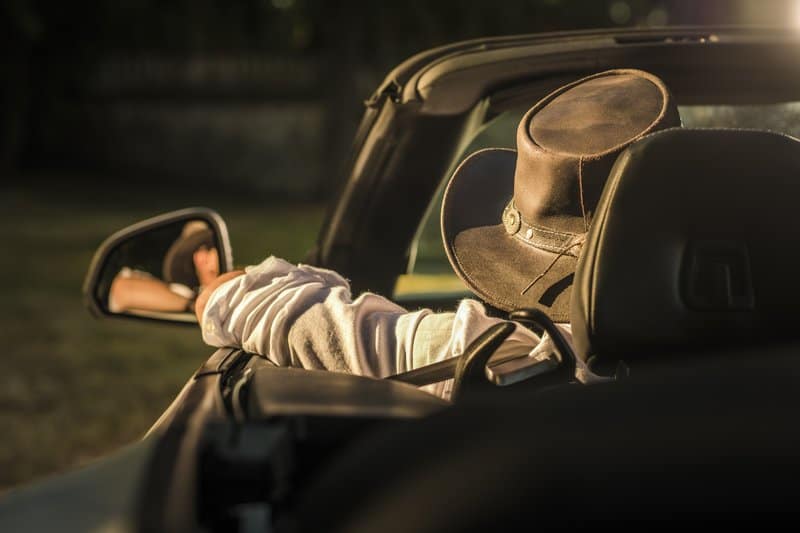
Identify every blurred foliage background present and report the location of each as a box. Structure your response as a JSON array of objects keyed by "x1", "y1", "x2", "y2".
[{"x1": 0, "y1": 0, "x2": 795, "y2": 491}]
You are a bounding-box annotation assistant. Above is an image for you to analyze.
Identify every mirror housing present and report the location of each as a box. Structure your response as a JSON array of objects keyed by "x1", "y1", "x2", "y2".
[{"x1": 83, "y1": 208, "x2": 233, "y2": 325}]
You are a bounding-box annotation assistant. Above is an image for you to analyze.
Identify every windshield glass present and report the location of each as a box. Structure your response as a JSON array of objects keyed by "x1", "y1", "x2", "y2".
[{"x1": 394, "y1": 102, "x2": 800, "y2": 300}]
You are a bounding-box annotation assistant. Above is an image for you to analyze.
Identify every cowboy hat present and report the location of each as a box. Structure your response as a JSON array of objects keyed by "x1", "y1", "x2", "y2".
[
  {"x1": 441, "y1": 69, "x2": 681, "y2": 322},
  {"x1": 162, "y1": 221, "x2": 216, "y2": 288}
]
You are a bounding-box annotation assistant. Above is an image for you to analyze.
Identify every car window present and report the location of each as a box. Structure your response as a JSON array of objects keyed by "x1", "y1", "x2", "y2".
[
  {"x1": 394, "y1": 102, "x2": 800, "y2": 301},
  {"x1": 394, "y1": 109, "x2": 525, "y2": 301}
]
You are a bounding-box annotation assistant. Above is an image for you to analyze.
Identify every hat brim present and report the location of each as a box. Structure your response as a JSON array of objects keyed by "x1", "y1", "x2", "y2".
[{"x1": 441, "y1": 148, "x2": 576, "y2": 322}]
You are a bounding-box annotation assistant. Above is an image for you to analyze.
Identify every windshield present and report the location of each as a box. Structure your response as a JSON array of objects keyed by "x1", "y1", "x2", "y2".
[{"x1": 395, "y1": 102, "x2": 800, "y2": 300}]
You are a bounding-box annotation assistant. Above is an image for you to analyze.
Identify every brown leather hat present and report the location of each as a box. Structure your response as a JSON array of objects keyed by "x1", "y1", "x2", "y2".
[
  {"x1": 441, "y1": 69, "x2": 681, "y2": 322},
  {"x1": 163, "y1": 223, "x2": 215, "y2": 288}
]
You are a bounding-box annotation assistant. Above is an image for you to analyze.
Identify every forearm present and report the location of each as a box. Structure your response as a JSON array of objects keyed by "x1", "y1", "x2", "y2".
[{"x1": 110, "y1": 276, "x2": 191, "y2": 313}]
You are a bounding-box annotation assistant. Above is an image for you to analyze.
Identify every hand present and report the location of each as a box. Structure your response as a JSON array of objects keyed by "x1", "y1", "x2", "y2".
[{"x1": 194, "y1": 270, "x2": 245, "y2": 323}]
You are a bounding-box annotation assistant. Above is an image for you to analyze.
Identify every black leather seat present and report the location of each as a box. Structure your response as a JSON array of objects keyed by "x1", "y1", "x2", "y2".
[
  {"x1": 302, "y1": 130, "x2": 800, "y2": 530},
  {"x1": 570, "y1": 128, "x2": 800, "y2": 369}
]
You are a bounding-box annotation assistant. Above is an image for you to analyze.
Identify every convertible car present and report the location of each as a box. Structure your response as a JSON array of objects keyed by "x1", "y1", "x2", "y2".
[{"x1": 4, "y1": 26, "x2": 800, "y2": 531}]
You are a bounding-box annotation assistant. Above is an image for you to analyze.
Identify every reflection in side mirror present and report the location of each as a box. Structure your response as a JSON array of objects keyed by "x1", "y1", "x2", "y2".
[{"x1": 83, "y1": 208, "x2": 233, "y2": 324}]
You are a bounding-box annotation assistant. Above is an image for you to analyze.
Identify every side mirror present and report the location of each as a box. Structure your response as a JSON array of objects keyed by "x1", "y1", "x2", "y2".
[{"x1": 83, "y1": 208, "x2": 233, "y2": 325}]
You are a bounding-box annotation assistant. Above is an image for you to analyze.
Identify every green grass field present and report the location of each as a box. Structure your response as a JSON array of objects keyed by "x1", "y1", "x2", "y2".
[{"x1": 0, "y1": 176, "x2": 325, "y2": 491}]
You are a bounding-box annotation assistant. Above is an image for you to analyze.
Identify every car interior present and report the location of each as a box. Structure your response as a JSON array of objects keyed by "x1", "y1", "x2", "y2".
[
  {"x1": 293, "y1": 127, "x2": 800, "y2": 533},
  {"x1": 191, "y1": 108, "x2": 800, "y2": 532},
  {"x1": 301, "y1": 35, "x2": 800, "y2": 528}
]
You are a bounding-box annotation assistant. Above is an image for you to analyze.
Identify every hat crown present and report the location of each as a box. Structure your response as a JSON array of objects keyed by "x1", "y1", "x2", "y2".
[
  {"x1": 529, "y1": 73, "x2": 666, "y2": 155},
  {"x1": 513, "y1": 69, "x2": 681, "y2": 234}
]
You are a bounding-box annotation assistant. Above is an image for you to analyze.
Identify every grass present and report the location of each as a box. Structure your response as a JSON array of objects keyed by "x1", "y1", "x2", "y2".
[{"x1": 0, "y1": 175, "x2": 325, "y2": 491}]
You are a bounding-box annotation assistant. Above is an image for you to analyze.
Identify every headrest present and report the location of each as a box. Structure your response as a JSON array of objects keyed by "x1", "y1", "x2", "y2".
[{"x1": 571, "y1": 128, "x2": 800, "y2": 365}]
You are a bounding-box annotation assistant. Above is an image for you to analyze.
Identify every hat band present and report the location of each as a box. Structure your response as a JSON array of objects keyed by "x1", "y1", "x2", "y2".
[{"x1": 502, "y1": 201, "x2": 583, "y2": 256}]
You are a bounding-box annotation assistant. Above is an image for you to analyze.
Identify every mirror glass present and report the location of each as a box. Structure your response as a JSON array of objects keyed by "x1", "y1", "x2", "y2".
[{"x1": 93, "y1": 218, "x2": 226, "y2": 323}]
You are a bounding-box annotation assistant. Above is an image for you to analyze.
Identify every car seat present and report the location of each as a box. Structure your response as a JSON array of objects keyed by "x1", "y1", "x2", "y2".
[{"x1": 571, "y1": 127, "x2": 800, "y2": 372}]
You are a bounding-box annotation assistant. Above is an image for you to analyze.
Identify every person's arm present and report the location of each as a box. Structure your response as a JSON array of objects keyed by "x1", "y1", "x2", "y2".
[
  {"x1": 194, "y1": 270, "x2": 245, "y2": 321},
  {"x1": 109, "y1": 275, "x2": 192, "y2": 313},
  {"x1": 196, "y1": 257, "x2": 543, "y2": 379},
  {"x1": 198, "y1": 257, "x2": 416, "y2": 377},
  {"x1": 195, "y1": 256, "x2": 610, "y2": 399}
]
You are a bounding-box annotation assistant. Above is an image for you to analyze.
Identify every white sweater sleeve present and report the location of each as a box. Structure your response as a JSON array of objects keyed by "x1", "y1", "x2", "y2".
[
  {"x1": 201, "y1": 257, "x2": 603, "y2": 397},
  {"x1": 201, "y1": 256, "x2": 428, "y2": 377},
  {"x1": 201, "y1": 257, "x2": 539, "y2": 376}
]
